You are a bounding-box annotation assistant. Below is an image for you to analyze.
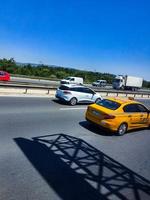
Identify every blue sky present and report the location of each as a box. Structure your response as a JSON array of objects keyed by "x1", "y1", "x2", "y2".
[{"x1": 0, "y1": 0, "x2": 150, "y2": 80}]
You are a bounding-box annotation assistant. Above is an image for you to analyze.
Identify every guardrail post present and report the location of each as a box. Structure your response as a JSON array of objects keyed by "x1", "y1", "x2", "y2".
[
  {"x1": 24, "y1": 88, "x2": 28, "y2": 94},
  {"x1": 47, "y1": 89, "x2": 50, "y2": 94}
]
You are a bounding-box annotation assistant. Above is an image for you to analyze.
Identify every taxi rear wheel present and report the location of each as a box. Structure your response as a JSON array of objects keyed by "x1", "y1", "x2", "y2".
[{"x1": 117, "y1": 123, "x2": 127, "y2": 136}]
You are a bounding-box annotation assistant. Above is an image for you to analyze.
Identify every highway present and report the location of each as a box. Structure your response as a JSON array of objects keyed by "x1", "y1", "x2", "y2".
[
  {"x1": 0, "y1": 97, "x2": 150, "y2": 200},
  {"x1": 10, "y1": 76, "x2": 150, "y2": 92},
  {"x1": 11, "y1": 76, "x2": 59, "y2": 86}
]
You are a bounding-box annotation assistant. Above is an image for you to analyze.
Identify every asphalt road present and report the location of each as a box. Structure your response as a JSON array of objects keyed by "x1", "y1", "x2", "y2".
[{"x1": 0, "y1": 97, "x2": 150, "y2": 200}]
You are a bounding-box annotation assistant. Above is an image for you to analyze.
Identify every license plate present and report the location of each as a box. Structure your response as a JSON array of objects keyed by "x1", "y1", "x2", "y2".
[{"x1": 92, "y1": 110, "x2": 100, "y2": 116}]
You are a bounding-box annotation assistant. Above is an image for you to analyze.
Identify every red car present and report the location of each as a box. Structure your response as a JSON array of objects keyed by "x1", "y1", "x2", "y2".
[{"x1": 0, "y1": 71, "x2": 10, "y2": 81}]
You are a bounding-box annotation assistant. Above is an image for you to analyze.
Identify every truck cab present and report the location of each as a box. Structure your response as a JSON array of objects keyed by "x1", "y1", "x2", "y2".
[{"x1": 112, "y1": 75, "x2": 125, "y2": 89}]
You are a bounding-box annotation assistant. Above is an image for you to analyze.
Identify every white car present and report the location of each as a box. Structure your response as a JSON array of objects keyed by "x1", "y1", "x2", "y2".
[
  {"x1": 60, "y1": 76, "x2": 83, "y2": 85},
  {"x1": 92, "y1": 80, "x2": 107, "y2": 87},
  {"x1": 55, "y1": 84, "x2": 102, "y2": 105}
]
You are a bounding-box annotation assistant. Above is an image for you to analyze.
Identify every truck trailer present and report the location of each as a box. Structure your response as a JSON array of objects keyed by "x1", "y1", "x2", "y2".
[{"x1": 112, "y1": 75, "x2": 143, "y2": 91}]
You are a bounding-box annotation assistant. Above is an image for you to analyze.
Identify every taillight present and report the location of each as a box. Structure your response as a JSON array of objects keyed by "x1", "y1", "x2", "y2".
[
  {"x1": 103, "y1": 114, "x2": 115, "y2": 119},
  {"x1": 63, "y1": 90, "x2": 72, "y2": 94},
  {"x1": 87, "y1": 106, "x2": 90, "y2": 111}
]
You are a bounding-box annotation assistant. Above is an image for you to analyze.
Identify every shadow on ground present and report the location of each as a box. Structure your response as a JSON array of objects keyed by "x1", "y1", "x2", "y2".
[
  {"x1": 14, "y1": 134, "x2": 150, "y2": 200},
  {"x1": 52, "y1": 99, "x2": 68, "y2": 105},
  {"x1": 79, "y1": 121, "x2": 149, "y2": 136},
  {"x1": 52, "y1": 99, "x2": 93, "y2": 106},
  {"x1": 79, "y1": 121, "x2": 115, "y2": 136}
]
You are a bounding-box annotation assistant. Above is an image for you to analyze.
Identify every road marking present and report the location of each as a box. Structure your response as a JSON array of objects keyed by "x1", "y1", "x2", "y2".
[{"x1": 60, "y1": 107, "x2": 87, "y2": 110}]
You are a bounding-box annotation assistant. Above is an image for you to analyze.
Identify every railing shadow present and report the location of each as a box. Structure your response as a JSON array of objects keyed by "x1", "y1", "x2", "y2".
[{"x1": 14, "y1": 134, "x2": 150, "y2": 200}]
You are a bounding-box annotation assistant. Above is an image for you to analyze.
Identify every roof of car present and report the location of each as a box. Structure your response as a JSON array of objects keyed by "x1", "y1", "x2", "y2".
[
  {"x1": 106, "y1": 97, "x2": 139, "y2": 105},
  {"x1": 60, "y1": 84, "x2": 85, "y2": 88}
]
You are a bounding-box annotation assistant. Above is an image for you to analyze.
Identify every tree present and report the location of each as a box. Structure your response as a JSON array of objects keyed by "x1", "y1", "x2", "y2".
[{"x1": 0, "y1": 57, "x2": 16, "y2": 72}]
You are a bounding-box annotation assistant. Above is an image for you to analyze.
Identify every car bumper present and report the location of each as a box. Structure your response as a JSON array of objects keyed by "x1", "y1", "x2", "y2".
[
  {"x1": 85, "y1": 112, "x2": 118, "y2": 132},
  {"x1": 55, "y1": 94, "x2": 71, "y2": 102}
]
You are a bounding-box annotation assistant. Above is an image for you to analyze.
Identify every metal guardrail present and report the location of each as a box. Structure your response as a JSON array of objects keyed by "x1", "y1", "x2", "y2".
[
  {"x1": 1, "y1": 80, "x2": 150, "y2": 92},
  {"x1": 97, "y1": 90, "x2": 150, "y2": 98},
  {"x1": 0, "y1": 81, "x2": 150, "y2": 98}
]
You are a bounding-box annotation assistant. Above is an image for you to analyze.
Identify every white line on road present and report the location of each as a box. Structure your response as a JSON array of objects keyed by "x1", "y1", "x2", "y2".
[{"x1": 60, "y1": 107, "x2": 87, "y2": 110}]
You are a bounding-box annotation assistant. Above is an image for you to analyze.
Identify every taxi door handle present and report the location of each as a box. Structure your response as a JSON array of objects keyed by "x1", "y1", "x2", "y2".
[
  {"x1": 128, "y1": 115, "x2": 131, "y2": 117},
  {"x1": 140, "y1": 115, "x2": 144, "y2": 117}
]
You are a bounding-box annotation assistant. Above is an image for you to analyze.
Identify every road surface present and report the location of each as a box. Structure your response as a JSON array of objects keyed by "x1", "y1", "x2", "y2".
[{"x1": 0, "y1": 97, "x2": 150, "y2": 200}]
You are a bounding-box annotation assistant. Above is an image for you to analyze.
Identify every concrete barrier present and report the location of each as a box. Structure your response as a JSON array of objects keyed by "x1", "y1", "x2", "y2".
[{"x1": 0, "y1": 87, "x2": 26, "y2": 94}]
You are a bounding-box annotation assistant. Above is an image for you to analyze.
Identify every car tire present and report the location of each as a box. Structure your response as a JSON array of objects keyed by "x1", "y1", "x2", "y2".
[
  {"x1": 95, "y1": 98, "x2": 101, "y2": 103},
  {"x1": 69, "y1": 97, "x2": 77, "y2": 106},
  {"x1": 117, "y1": 123, "x2": 127, "y2": 136}
]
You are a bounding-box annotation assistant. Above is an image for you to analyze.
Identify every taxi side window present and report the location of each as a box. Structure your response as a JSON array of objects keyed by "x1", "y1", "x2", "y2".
[
  {"x1": 123, "y1": 104, "x2": 139, "y2": 112},
  {"x1": 137, "y1": 104, "x2": 148, "y2": 112}
]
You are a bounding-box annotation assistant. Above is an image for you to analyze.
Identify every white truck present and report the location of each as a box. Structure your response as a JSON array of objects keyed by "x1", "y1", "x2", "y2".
[
  {"x1": 60, "y1": 76, "x2": 83, "y2": 85},
  {"x1": 112, "y1": 75, "x2": 143, "y2": 91}
]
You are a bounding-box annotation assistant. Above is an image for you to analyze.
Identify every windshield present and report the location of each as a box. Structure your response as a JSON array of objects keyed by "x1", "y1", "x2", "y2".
[
  {"x1": 113, "y1": 79, "x2": 121, "y2": 83},
  {"x1": 65, "y1": 77, "x2": 71, "y2": 80},
  {"x1": 0, "y1": 71, "x2": 6, "y2": 75},
  {"x1": 96, "y1": 99, "x2": 121, "y2": 110}
]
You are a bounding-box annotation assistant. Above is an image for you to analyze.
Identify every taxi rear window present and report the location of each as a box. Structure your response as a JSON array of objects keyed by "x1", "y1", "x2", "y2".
[{"x1": 96, "y1": 99, "x2": 121, "y2": 110}]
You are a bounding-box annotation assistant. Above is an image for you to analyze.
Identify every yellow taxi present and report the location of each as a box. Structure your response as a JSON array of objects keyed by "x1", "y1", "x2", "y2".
[{"x1": 85, "y1": 97, "x2": 150, "y2": 135}]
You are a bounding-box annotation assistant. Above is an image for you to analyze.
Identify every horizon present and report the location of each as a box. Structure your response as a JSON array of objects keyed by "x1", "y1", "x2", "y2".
[{"x1": 0, "y1": 0, "x2": 150, "y2": 81}]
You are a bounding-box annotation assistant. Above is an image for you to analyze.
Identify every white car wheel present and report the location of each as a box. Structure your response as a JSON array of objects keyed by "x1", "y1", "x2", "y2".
[{"x1": 70, "y1": 97, "x2": 77, "y2": 106}]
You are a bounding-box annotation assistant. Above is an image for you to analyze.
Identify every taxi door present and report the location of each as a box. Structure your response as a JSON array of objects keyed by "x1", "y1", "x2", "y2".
[
  {"x1": 137, "y1": 104, "x2": 150, "y2": 128},
  {"x1": 123, "y1": 104, "x2": 147, "y2": 129}
]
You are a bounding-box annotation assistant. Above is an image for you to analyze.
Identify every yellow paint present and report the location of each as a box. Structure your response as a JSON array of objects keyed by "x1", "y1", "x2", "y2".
[{"x1": 85, "y1": 97, "x2": 150, "y2": 133}]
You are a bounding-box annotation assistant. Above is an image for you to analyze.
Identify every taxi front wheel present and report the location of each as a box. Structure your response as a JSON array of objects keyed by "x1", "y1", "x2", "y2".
[{"x1": 117, "y1": 123, "x2": 127, "y2": 136}]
